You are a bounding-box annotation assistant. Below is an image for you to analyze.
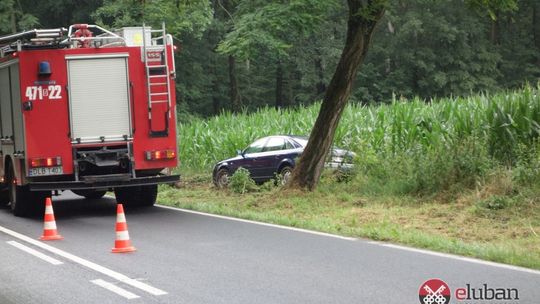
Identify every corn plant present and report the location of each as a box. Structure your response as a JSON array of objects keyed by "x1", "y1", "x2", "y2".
[{"x1": 178, "y1": 85, "x2": 540, "y2": 171}]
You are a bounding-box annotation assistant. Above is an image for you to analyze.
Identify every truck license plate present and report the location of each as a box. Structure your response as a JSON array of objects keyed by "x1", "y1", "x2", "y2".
[{"x1": 28, "y1": 166, "x2": 63, "y2": 176}]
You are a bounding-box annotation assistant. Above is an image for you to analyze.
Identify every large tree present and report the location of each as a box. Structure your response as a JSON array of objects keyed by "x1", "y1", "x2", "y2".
[
  {"x1": 0, "y1": 0, "x2": 38, "y2": 34},
  {"x1": 289, "y1": 0, "x2": 387, "y2": 190},
  {"x1": 289, "y1": 0, "x2": 520, "y2": 190}
]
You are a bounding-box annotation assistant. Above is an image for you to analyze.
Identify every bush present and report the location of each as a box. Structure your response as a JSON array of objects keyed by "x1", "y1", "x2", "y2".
[
  {"x1": 229, "y1": 167, "x2": 258, "y2": 194},
  {"x1": 475, "y1": 195, "x2": 512, "y2": 210},
  {"x1": 513, "y1": 141, "x2": 540, "y2": 187}
]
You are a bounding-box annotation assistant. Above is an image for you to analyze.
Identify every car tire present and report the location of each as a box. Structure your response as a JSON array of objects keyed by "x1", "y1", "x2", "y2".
[
  {"x1": 278, "y1": 166, "x2": 293, "y2": 186},
  {"x1": 72, "y1": 189, "x2": 107, "y2": 199},
  {"x1": 214, "y1": 168, "x2": 230, "y2": 189},
  {"x1": 114, "y1": 185, "x2": 157, "y2": 207}
]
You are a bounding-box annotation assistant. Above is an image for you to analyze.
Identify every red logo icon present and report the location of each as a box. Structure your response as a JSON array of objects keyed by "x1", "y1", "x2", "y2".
[{"x1": 419, "y1": 279, "x2": 451, "y2": 304}]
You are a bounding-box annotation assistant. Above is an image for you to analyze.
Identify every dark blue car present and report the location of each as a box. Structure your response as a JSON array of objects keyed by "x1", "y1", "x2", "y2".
[{"x1": 212, "y1": 135, "x2": 354, "y2": 188}]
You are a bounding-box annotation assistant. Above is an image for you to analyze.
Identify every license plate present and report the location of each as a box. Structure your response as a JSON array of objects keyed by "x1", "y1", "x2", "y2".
[{"x1": 28, "y1": 166, "x2": 63, "y2": 176}]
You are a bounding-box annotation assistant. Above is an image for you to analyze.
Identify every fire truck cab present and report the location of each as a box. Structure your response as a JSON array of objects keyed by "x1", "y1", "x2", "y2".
[{"x1": 0, "y1": 24, "x2": 179, "y2": 216}]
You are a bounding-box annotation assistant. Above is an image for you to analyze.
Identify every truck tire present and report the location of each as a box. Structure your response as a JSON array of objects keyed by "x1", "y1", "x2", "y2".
[
  {"x1": 114, "y1": 185, "x2": 157, "y2": 207},
  {"x1": 72, "y1": 189, "x2": 107, "y2": 199},
  {"x1": 0, "y1": 189, "x2": 9, "y2": 207},
  {"x1": 7, "y1": 167, "x2": 47, "y2": 217}
]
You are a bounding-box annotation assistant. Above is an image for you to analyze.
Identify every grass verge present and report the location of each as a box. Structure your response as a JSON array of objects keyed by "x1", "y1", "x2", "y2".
[{"x1": 157, "y1": 171, "x2": 540, "y2": 270}]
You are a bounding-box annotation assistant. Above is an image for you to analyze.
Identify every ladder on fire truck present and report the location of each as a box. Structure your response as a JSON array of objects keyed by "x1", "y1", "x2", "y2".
[
  {"x1": 0, "y1": 28, "x2": 66, "y2": 56},
  {"x1": 142, "y1": 23, "x2": 174, "y2": 137}
]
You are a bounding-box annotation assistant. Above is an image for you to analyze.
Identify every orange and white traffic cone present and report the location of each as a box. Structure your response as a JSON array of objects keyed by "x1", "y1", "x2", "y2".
[
  {"x1": 112, "y1": 204, "x2": 136, "y2": 253},
  {"x1": 40, "y1": 197, "x2": 63, "y2": 241}
]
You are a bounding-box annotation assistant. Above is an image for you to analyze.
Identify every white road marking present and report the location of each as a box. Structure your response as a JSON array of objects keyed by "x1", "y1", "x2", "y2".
[
  {"x1": 0, "y1": 225, "x2": 167, "y2": 296},
  {"x1": 91, "y1": 279, "x2": 140, "y2": 300},
  {"x1": 7, "y1": 241, "x2": 63, "y2": 265},
  {"x1": 156, "y1": 204, "x2": 540, "y2": 276},
  {"x1": 376, "y1": 242, "x2": 540, "y2": 276},
  {"x1": 155, "y1": 204, "x2": 357, "y2": 241}
]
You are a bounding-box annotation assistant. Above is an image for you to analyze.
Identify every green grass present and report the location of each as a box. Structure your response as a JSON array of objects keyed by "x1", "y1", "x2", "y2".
[
  {"x1": 158, "y1": 168, "x2": 540, "y2": 270},
  {"x1": 165, "y1": 86, "x2": 540, "y2": 270}
]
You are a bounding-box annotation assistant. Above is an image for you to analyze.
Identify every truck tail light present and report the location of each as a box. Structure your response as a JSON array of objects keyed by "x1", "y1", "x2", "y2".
[
  {"x1": 30, "y1": 157, "x2": 62, "y2": 168},
  {"x1": 145, "y1": 150, "x2": 176, "y2": 161}
]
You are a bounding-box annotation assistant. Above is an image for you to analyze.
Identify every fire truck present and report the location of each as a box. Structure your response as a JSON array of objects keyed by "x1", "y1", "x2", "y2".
[{"x1": 0, "y1": 24, "x2": 179, "y2": 216}]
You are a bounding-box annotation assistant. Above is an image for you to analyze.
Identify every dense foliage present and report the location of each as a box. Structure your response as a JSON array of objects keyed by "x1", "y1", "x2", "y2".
[
  {"x1": 178, "y1": 86, "x2": 540, "y2": 192},
  {"x1": 1, "y1": 0, "x2": 538, "y2": 116}
]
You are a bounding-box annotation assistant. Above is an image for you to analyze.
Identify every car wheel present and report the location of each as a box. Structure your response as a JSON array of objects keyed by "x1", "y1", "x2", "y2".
[
  {"x1": 214, "y1": 168, "x2": 230, "y2": 189},
  {"x1": 279, "y1": 166, "x2": 293, "y2": 186}
]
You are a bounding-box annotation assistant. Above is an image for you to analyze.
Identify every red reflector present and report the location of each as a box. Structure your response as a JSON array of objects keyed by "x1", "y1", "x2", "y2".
[
  {"x1": 30, "y1": 157, "x2": 61, "y2": 168},
  {"x1": 146, "y1": 150, "x2": 176, "y2": 161}
]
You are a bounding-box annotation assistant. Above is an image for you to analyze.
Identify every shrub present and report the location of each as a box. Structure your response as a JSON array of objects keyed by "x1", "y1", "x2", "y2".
[{"x1": 229, "y1": 167, "x2": 258, "y2": 194}]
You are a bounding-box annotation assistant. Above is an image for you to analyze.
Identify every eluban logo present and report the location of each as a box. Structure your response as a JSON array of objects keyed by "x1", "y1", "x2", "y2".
[
  {"x1": 455, "y1": 284, "x2": 519, "y2": 301},
  {"x1": 419, "y1": 279, "x2": 451, "y2": 304}
]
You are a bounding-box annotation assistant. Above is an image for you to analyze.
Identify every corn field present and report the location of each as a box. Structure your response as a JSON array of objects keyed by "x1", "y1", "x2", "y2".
[{"x1": 178, "y1": 86, "x2": 540, "y2": 170}]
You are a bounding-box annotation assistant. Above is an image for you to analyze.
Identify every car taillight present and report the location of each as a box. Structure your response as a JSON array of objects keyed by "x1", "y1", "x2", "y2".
[
  {"x1": 145, "y1": 150, "x2": 176, "y2": 161},
  {"x1": 30, "y1": 157, "x2": 62, "y2": 168}
]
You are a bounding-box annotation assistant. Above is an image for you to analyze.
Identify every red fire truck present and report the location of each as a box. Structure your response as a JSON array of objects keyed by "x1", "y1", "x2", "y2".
[{"x1": 0, "y1": 24, "x2": 179, "y2": 216}]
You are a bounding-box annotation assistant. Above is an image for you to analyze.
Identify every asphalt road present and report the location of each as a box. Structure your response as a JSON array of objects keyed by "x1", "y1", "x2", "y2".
[{"x1": 0, "y1": 192, "x2": 539, "y2": 304}]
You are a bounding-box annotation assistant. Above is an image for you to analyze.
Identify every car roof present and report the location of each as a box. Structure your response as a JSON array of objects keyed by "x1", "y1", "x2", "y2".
[{"x1": 255, "y1": 135, "x2": 306, "y2": 140}]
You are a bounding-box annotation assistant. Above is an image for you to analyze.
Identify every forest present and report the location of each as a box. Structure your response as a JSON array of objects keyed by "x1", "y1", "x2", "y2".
[
  {"x1": 2, "y1": 1, "x2": 540, "y2": 268},
  {"x1": 1, "y1": 0, "x2": 539, "y2": 117}
]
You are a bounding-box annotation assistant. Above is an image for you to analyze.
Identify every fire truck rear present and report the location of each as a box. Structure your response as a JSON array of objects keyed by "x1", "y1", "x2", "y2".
[{"x1": 0, "y1": 24, "x2": 179, "y2": 216}]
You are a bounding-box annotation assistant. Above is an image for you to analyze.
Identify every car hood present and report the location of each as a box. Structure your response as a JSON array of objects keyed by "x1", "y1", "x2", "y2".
[{"x1": 215, "y1": 155, "x2": 244, "y2": 166}]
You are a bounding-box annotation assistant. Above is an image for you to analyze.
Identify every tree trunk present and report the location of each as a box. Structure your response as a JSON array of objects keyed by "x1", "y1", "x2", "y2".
[
  {"x1": 289, "y1": 0, "x2": 386, "y2": 191},
  {"x1": 212, "y1": 65, "x2": 221, "y2": 115},
  {"x1": 315, "y1": 54, "x2": 326, "y2": 96},
  {"x1": 534, "y1": 2, "x2": 540, "y2": 66},
  {"x1": 10, "y1": 8, "x2": 17, "y2": 34},
  {"x1": 275, "y1": 60, "x2": 284, "y2": 109},
  {"x1": 228, "y1": 55, "x2": 242, "y2": 112},
  {"x1": 490, "y1": 15, "x2": 499, "y2": 45},
  {"x1": 286, "y1": 66, "x2": 294, "y2": 107}
]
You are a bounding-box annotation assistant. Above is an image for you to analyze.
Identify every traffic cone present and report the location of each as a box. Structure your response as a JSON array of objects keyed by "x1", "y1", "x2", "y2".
[
  {"x1": 112, "y1": 204, "x2": 136, "y2": 253},
  {"x1": 40, "y1": 197, "x2": 63, "y2": 241}
]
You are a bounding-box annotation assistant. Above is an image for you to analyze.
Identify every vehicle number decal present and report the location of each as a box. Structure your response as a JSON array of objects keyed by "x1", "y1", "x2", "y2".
[{"x1": 25, "y1": 85, "x2": 62, "y2": 101}]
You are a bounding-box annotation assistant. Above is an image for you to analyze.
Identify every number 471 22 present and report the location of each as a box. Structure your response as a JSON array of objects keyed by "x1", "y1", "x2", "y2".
[{"x1": 25, "y1": 85, "x2": 62, "y2": 101}]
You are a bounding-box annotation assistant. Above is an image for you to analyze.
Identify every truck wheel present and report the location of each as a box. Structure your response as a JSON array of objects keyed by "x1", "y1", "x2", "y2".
[
  {"x1": 0, "y1": 189, "x2": 9, "y2": 207},
  {"x1": 72, "y1": 189, "x2": 107, "y2": 199},
  {"x1": 7, "y1": 167, "x2": 46, "y2": 217},
  {"x1": 137, "y1": 185, "x2": 158, "y2": 207},
  {"x1": 114, "y1": 185, "x2": 157, "y2": 207}
]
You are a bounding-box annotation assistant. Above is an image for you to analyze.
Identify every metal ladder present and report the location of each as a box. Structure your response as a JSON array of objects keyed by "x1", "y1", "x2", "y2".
[
  {"x1": 142, "y1": 23, "x2": 171, "y2": 137},
  {"x1": 0, "y1": 28, "x2": 66, "y2": 56}
]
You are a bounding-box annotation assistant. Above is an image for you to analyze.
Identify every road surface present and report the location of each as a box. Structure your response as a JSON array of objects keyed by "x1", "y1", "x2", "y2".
[{"x1": 0, "y1": 192, "x2": 538, "y2": 303}]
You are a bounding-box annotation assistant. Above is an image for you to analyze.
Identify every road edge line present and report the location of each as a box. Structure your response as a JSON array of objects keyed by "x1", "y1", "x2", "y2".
[
  {"x1": 376, "y1": 242, "x2": 540, "y2": 276},
  {"x1": 155, "y1": 204, "x2": 356, "y2": 241},
  {"x1": 156, "y1": 204, "x2": 540, "y2": 276}
]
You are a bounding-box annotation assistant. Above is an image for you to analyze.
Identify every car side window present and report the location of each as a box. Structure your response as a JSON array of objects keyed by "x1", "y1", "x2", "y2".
[
  {"x1": 263, "y1": 137, "x2": 286, "y2": 152},
  {"x1": 244, "y1": 138, "x2": 267, "y2": 154},
  {"x1": 285, "y1": 140, "x2": 294, "y2": 150}
]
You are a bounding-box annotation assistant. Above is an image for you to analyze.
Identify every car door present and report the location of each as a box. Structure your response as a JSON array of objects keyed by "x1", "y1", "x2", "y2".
[
  {"x1": 241, "y1": 137, "x2": 268, "y2": 177},
  {"x1": 254, "y1": 137, "x2": 287, "y2": 179}
]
